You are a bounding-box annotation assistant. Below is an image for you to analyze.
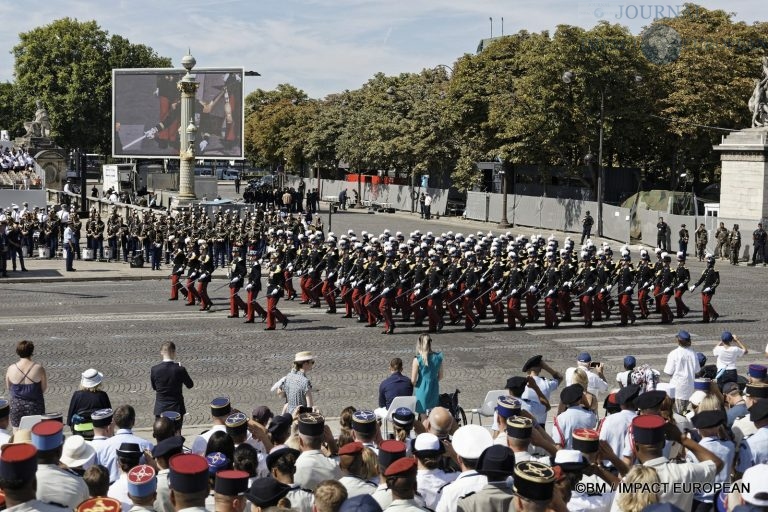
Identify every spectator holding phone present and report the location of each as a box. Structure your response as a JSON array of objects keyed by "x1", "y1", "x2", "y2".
[
  {"x1": 564, "y1": 352, "x2": 608, "y2": 398},
  {"x1": 713, "y1": 331, "x2": 748, "y2": 389}
]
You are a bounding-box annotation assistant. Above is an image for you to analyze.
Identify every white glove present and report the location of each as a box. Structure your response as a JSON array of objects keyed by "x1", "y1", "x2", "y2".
[
  {"x1": 431, "y1": 288, "x2": 439, "y2": 295},
  {"x1": 564, "y1": 281, "x2": 572, "y2": 288},
  {"x1": 463, "y1": 289, "x2": 471, "y2": 296},
  {"x1": 231, "y1": 276, "x2": 240, "y2": 283},
  {"x1": 689, "y1": 285, "x2": 695, "y2": 292},
  {"x1": 511, "y1": 288, "x2": 518, "y2": 296},
  {"x1": 365, "y1": 284, "x2": 372, "y2": 292},
  {"x1": 642, "y1": 281, "x2": 649, "y2": 288},
  {"x1": 271, "y1": 288, "x2": 280, "y2": 296},
  {"x1": 493, "y1": 282, "x2": 500, "y2": 289},
  {"x1": 189, "y1": 272, "x2": 197, "y2": 279},
  {"x1": 703, "y1": 287, "x2": 711, "y2": 293},
  {"x1": 677, "y1": 283, "x2": 685, "y2": 289},
  {"x1": 328, "y1": 272, "x2": 335, "y2": 278},
  {"x1": 529, "y1": 285, "x2": 537, "y2": 293},
  {"x1": 448, "y1": 283, "x2": 456, "y2": 290},
  {"x1": 587, "y1": 287, "x2": 594, "y2": 292},
  {"x1": 246, "y1": 284, "x2": 253, "y2": 291},
  {"x1": 287, "y1": 264, "x2": 293, "y2": 271},
  {"x1": 338, "y1": 278, "x2": 345, "y2": 285},
  {"x1": 153, "y1": 87, "x2": 159, "y2": 97},
  {"x1": 199, "y1": 139, "x2": 208, "y2": 152},
  {"x1": 199, "y1": 273, "x2": 208, "y2": 280},
  {"x1": 414, "y1": 283, "x2": 421, "y2": 289},
  {"x1": 600, "y1": 287, "x2": 607, "y2": 294},
  {"x1": 547, "y1": 289, "x2": 555, "y2": 297},
  {"x1": 625, "y1": 286, "x2": 632, "y2": 292},
  {"x1": 663, "y1": 287, "x2": 670, "y2": 294},
  {"x1": 414, "y1": 289, "x2": 421, "y2": 296},
  {"x1": 370, "y1": 286, "x2": 377, "y2": 293},
  {"x1": 382, "y1": 287, "x2": 390, "y2": 294},
  {"x1": 308, "y1": 267, "x2": 314, "y2": 273},
  {"x1": 480, "y1": 278, "x2": 485, "y2": 284},
  {"x1": 144, "y1": 127, "x2": 158, "y2": 139}
]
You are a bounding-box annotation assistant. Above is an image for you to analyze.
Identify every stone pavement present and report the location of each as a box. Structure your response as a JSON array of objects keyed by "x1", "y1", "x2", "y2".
[{"x1": 1, "y1": 209, "x2": 767, "y2": 444}]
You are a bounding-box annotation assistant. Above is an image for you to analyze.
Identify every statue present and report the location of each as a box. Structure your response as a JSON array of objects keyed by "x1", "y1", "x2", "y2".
[
  {"x1": 749, "y1": 57, "x2": 768, "y2": 128},
  {"x1": 23, "y1": 100, "x2": 52, "y2": 138}
]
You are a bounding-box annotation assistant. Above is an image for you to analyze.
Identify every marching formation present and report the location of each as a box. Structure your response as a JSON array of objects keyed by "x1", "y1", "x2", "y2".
[{"x1": 162, "y1": 209, "x2": 724, "y2": 333}]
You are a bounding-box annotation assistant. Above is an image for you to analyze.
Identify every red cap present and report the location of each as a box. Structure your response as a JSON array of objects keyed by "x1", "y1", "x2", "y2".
[
  {"x1": 383, "y1": 456, "x2": 417, "y2": 477},
  {"x1": 573, "y1": 428, "x2": 599, "y2": 440},
  {"x1": 338, "y1": 441, "x2": 364, "y2": 456}
]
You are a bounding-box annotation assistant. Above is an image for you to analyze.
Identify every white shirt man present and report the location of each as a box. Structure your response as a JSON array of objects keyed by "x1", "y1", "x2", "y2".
[
  {"x1": 565, "y1": 353, "x2": 609, "y2": 397},
  {"x1": 434, "y1": 425, "x2": 493, "y2": 512},
  {"x1": 58, "y1": 207, "x2": 70, "y2": 224},
  {"x1": 663, "y1": 332, "x2": 700, "y2": 403},
  {"x1": 713, "y1": 344, "x2": 745, "y2": 370}
]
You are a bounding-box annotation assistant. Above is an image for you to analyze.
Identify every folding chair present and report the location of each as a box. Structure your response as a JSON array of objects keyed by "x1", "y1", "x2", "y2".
[
  {"x1": 468, "y1": 389, "x2": 507, "y2": 427},
  {"x1": 382, "y1": 395, "x2": 417, "y2": 438}
]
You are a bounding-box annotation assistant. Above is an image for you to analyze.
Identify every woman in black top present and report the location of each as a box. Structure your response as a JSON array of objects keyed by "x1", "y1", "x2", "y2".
[{"x1": 67, "y1": 368, "x2": 111, "y2": 427}]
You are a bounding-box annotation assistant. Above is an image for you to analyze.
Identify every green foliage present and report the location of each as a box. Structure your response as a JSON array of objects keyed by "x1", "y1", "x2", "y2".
[{"x1": 12, "y1": 18, "x2": 170, "y2": 153}]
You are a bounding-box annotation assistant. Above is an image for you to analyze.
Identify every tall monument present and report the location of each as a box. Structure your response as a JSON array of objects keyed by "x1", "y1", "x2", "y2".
[
  {"x1": 177, "y1": 51, "x2": 198, "y2": 202},
  {"x1": 714, "y1": 58, "x2": 768, "y2": 224}
]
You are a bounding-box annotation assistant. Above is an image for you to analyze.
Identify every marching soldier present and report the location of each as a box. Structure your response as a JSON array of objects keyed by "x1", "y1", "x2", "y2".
[
  {"x1": 184, "y1": 240, "x2": 202, "y2": 307},
  {"x1": 321, "y1": 238, "x2": 339, "y2": 314},
  {"x1": 655, "y1": 253, "x2": 675, "y2": 324},
  {"x1": 424, "y1": 254, "x2": 445, "y2": 333},
  {"x1": 488, "y1": 250, "x2": 507, "y2": 324},
  {"x1": 505, "y1": 252, "x2": 527, "y2": 329},
  {"x1": 690, "y1": 253, "x2": 720, "y2": 323},
  {"x1": 695, "y1": 223, "x2": 708, "y2": 262},
  {"x1": 576, "y1": 251, "x2": 597, "y2": 328},
  {"x1": 557, "y1": 251, "x2": 576, "y2": 322},
  {"x1": 379, "y1": 250, "x2": 399, "y2": 335},
  {"x1": 265, "y1": 252, "x2": 289, "y2": 330},
  {"x1": 168, "y1": 238, "x2": 186, "y2": 301},
  {"x1": 522, "y1": 251, "x2": 542, "y2": 323},
  {"x1": 615, "y1": 252, "x2": 636, "y2": 326},
  {"x1": 396, "y1": 245, "x2": 415, "y2": 322},
  {"x1": 444, "y1": 249, "x2": 465, "y2": 325},
  {"x1": 673, "y1": 252, "x2": 690, "y2": 318},
  {"x1": 541, "y1": 252, "x2": 560, "y2": 328},
  {"x1": 227, "y1": 246, "x2": 248, "y2": 318},
  {"x1": 410, "y1": 251, "x2": 429, "y2": 326},
  {"x1": 635, "y1": 250, "x2": 654, "y2": 319},
  {"x1": 364, "y1": 249, "x2": 383, "y2": 327},
  {"x1": 197, "y1": 242, "x2": 214, "y2": 311},
  {"x1": 244, "y1": 250, "x2": 267, "y2": 323},
  {"x1": 461, "y1": 253, "x2": 482, "y2": 331}
]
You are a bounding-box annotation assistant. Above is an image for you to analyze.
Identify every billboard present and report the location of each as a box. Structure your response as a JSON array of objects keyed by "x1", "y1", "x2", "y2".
[{"x1": 113, "y1": 68, "x2": 244, "y2": 159}]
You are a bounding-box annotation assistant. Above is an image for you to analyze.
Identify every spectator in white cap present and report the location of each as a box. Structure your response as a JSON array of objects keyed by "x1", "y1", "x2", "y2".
[
  {"x1": 434, "y1": 425, "x2": 492, "y2": 512},
  {"x1": 67, "y1": 368, "x2": 111, "y2": 430}
]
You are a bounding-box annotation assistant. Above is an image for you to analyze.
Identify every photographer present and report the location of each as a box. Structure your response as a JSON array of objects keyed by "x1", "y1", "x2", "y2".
[{"x1": 564, "y1": 352, "x2": 609, "y2": 398}]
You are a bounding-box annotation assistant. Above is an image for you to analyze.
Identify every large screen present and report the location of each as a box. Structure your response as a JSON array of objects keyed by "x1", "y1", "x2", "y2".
[{"x1": 113, "y1": 68, "x2": 244, "y2": 159}]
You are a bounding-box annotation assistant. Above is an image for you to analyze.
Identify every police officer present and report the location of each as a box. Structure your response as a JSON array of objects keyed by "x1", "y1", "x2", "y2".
[
  {"x1": 750, "y1": 222, "x2": 767, "y2": 266},
  {"x1": 581, "y1": 211, "x2": 593, "y2": 245}
]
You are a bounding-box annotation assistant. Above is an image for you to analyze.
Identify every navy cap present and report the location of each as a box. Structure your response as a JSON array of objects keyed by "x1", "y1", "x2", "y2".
[
  {"x1": 297, "y1": 412, "x2": 325, "y2": 436},
  {"x1": 169, "y1": 453, "x2": 210, "y2": 493},
  {"x1": 215, "y1": 469, "x2": 250, "y2": 496},
  {"x1": 505, "y1": 376, "x2": 527, "y2": 392},
  {"x1": 0, "y1": 443, "x2": 37, "y2": 481},
  {"x1": 748, "y1": 364, "x2": 767, "y2": 379},
  {"x1": 692, "y1": 410, "x2": 726, "y2": 429},
  {"x1": 694, "y1": 379, "x2": 711, "y2": 391},
  {"x1": 339, "y1": 494, "x2": 383, "y2": 512},
  {"x1": 635, "y1": 390, "x2": 667, "y2": 411},
  {"x1": 206, "y1": 452, "x2": 231, "y2": 474},
  {"x1": 267, "y1": 413, "x2": 293, "y2": 435},
  {"x1": 378, "y1": 440, "x2": 406, "y2": 470},
  {"x1": 577, "y1": 352, "x2": 592, "y2": 363},
  {"x1": 351, "y1": 410, "x2": 377, "y2": 435},
  {"x1": 210, "y1": 397, "x2": 232, "y2": 418},
  {"x1": 677, "y1": 330, "x2": 691, "y2": 342},
  {"x1": 623, "y1": 356, "x2": 637, "y2": 369},
  {"x1": 152, "y1": 435, "x2": 185, "y2": 459},
  {"x1": 244, "y1": 477, "x2": 291, "y2": 507},
  {"x1": 496, "y1": 396, "x2": 522, "y2": 418},
  {"x1": 506, "y1": 416, "x2": 534, "y2": 440},
  {"x1": 560, "y1": 384, "x2": 584, "y2": 405},
  {"x1": 392, "y1": 408, "x2": 415, "y2": 428},
  {"x1": 91, "y1": 408, "x2": 114, "y2": 428},
  {"x1": 750, "y1": 400, "x2": 768, "y2": 422},
  {"x1": 160, "y1": 410, "x2": 182, "y2": 426},
  {"x1": 265, "y1": 447, "x2": 300, "y2": 472},
  {"x1": 117, "y1": 442, "x2": 142, "y2": 460},
  {"x1": 721, "y1": 331, "x2": 734, "y2": 342},
  {"x1": 522, "y1": 355, "x2": 543, "y2": 373},
  {"x1": 477, "y1": 445, "x2": 516, "y2": 480},
  {"x1": 225, "y1": 412, "x2": 248, "y2": 436},
  {"x1": 617, "y1": 384, "x2": 641, "y2": 406},
  {"x1": 513, "y1": 461, "x2": 555, "y2": 501},
  {"x1": 631, "y1": 415, "x2": 666, "y2": 445}
]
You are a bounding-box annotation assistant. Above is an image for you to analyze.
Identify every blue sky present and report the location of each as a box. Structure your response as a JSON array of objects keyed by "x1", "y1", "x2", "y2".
[{"x1": 0, "y1": 0, "x2": 764, "y2": 99}]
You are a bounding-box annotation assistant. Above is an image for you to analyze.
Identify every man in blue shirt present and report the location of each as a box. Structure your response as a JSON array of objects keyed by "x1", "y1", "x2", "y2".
[
  {"x1": 377, "y1": 358, "x2": 414, "y2": 412},
  {"x1": 723, "y1": 382, "x2": 748, "y2": 427}
]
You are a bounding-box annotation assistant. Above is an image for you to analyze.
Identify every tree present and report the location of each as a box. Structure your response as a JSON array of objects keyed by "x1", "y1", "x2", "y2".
[{"x1": 12, "y1": 18, "x2": 170, "y2": 153}]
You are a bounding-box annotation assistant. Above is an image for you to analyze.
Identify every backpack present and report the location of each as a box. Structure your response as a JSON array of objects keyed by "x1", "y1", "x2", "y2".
[{"x1": 630, "y1": 364, "x2": 659, "y2": 393}]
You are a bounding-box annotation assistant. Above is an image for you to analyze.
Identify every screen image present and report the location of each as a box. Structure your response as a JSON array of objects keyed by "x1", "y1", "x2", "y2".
[{"x1": 113, "y1": 67, "x2": 244, "y2": 159}]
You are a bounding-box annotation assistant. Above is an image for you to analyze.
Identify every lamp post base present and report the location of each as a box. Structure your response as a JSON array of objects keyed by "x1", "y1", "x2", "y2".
[{"x1": 497, "y1": 221, "x2": 511, "y2": 229}]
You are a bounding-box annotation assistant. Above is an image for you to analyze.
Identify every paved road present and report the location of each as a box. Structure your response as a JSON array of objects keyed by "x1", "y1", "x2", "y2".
[{"x1": 2, "y1": 247, "x2": 767, "y2": 432}]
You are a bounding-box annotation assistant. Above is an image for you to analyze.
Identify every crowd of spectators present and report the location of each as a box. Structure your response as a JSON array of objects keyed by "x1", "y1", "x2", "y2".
[
  {"x1": 0, "y1": 147, "x2": 40, "y2": 189},
  {"x1": 1, "y1": 333, "x2": 767, "y2": 512}
]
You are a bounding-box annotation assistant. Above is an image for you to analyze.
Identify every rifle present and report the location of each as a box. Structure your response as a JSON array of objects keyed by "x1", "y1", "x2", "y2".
[
  {"x1": 412, "y1": 287, "x2": 443, "y2": 308},
  {"x1": 447, "y1": 289, "x2": 471, "y2": 307}
]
